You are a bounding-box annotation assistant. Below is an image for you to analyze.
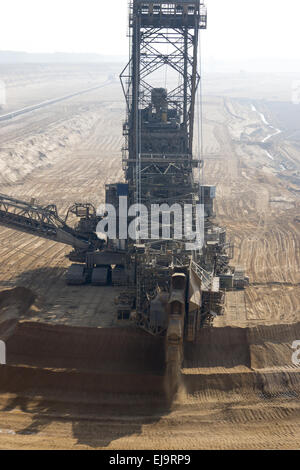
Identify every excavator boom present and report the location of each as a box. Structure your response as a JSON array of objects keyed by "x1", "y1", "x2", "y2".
[{"x1": 0, "y1": 194, "x2": 90, "y2": 250}]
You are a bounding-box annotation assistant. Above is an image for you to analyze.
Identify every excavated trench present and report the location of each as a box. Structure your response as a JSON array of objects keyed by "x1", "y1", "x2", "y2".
[
  {"x1": 0, "y1": 288, "x2": 300, "y2": 401},
  {"x1": 0, "y1": 287, "x2": 36, "y2": 339}
]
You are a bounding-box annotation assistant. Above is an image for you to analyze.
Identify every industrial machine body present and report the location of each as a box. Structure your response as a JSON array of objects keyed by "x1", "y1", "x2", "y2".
[{"x1": 0, "y1": 1, "x2": 248, "y2": 393}]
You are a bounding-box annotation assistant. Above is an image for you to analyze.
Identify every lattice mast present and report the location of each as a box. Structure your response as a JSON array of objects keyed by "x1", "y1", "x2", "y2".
[{"x1": 121, "y1": 1, "x2": 207, "y2": 208}]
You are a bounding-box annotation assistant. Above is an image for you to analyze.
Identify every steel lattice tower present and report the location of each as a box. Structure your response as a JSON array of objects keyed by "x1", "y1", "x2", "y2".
[{"x1": 121, "y1": 1, "x2": 207, "y2": 211}]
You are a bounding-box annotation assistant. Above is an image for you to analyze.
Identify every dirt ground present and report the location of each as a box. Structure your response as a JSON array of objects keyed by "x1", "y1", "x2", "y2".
[{"x1": 0, "y1": 65, "x2": 299, "y2": 449}]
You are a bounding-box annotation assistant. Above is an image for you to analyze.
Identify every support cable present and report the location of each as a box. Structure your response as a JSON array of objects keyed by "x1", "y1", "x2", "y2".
[{"x1": 197, "y1": 27, "x2": 204, "y2": 204}]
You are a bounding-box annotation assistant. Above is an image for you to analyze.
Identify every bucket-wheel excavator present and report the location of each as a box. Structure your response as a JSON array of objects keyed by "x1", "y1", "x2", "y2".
[{"x1": 0, "y1": 1, "x2": 248, "y2": 395}]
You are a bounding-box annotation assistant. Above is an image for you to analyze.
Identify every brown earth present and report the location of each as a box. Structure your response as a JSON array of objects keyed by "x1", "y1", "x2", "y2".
[
  {"x1": 0, "y1": 67, "x2": 299, "y2": 449},
  {"x1": 0, "y1": 318, "x2": 300, "y2": 449}
]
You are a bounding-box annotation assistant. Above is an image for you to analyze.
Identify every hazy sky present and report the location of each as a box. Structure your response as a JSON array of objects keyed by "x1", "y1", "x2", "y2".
[{"x1": 0, "y1": 0, "x2": 299, "y2": 60}]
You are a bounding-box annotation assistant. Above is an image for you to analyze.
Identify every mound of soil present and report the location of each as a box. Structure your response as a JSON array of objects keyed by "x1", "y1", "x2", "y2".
[
  {"x1": 0, "y1": 322, "x2": 166, "y2": 396},
  {"x1": 0, "y1": 287, "x2": 36, "y2": 340},
  {"x1": 6, "y1": 322, "x2": 165, "y2": 374},
  {"x1": 0, "y1": 296, "x2": 299, "y2": 398}
]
